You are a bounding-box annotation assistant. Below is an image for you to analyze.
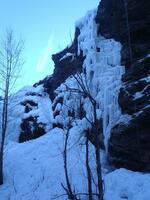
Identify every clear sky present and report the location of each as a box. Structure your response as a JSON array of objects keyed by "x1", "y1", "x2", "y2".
[{"x1": 0, "y1": 0, "x2": 99, "y2": 90}]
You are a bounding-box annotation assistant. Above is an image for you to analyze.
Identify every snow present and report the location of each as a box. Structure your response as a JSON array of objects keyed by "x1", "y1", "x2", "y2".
[
  {"x1": 0, "y1": 128, "x2": 95, "y2": 200},
  {"x1": 59, "y1": 53, "x2": 75, "y2": 62},
  {"x1": 138, "y1": 53, "x2": 150, "y2": 63},
  {"x1": 1, "y1": 129, "x2": 65, "y2": 200},
  {"x1": 134, "y1": 82, "x2": 150, "y2": 97},
  {"x1": 116, "y1": 114, "x2": 132, "y2": 125},
  {"x1": 1, "y1": 129, "x2": 150, "y2": 200},
  {"x1": 104, "y1": 169, "x2": 150, "y2": 200}
]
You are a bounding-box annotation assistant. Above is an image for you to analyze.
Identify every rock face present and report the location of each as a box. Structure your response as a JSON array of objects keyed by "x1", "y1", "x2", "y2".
[
  {"x1": 109, "y1": 107, "x2": 150, "y2": 172},
  {"x1": 95, "y1": 0, "x2": 150, "y2": 67},
  {"x1": 35, "y1": 28, "x2": 84, "y2": 99},
  {"x1": 109, "y1": 56, "x2": 150, "y2": 172},
  {"x1": 95, "y1": 0, "x2": 150, "y2": 171},
  {"x1": 18, "y1": 89, "x2": 48, "y2": 143},
  {"x1": 19, "y1": 116, "x2": 45, "y2": 143}
]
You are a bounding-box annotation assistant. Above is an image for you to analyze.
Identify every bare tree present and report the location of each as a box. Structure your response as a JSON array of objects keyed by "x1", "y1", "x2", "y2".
[
  {"x1": 58, "y1": 108, "x2": 79, "y2": 200},
  {"x1": 64, "y1": 72, "x2": 104, "y2": 200},
  {"x1": 61, "y1": 126, "x2": 78, "y2": 200},
  {"x1": 0, "y1": 29, "x2": 24, "y2": 185}
]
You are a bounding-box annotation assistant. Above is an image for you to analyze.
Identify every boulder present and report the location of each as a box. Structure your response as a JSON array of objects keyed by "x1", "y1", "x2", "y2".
[{"x1": 19, "y1": 116, "x2": 45, "y2": 143}]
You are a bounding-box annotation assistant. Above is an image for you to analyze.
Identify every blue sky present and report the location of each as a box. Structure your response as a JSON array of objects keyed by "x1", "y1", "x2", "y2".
[{"x1": 0, "y1": 0, "x2": 99, "y2": 90}]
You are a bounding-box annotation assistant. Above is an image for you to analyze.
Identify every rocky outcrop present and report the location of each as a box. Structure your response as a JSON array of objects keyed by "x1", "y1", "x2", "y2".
[
  {"x1": 19, "y1": 90, "x2": 47, "y2": 143},
  {"x1": 95, "y1": 0, "x2": 150, "y2": 67},
  {"x1": 119, "y1": 57, "x2": 150, "y2": 115},
  {"x1": 35, "y1": 28, "x2": 85, "y2": 99},
  {"x1": 19, "y1": 116, "x2": 45, "y2": 143},
  {"x1": 95, "y1": 0, "x2": 150, "y2": 171},
  {"x1": 109, "y1": 56, "x2": 150, "y2": 172},
  {"x1": 109, "y1": 106, "x2": 150, "y2": 172}
]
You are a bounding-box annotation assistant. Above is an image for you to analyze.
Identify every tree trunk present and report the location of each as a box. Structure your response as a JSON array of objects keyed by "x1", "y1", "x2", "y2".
[
  {"x1": 92, "y1": 101, "x2": 103, "y2": 200},
  {"x1": 0, "y1": 149, "x2": 4, "y2": 185},
  {"x1": 0, "y1": 90, "x2": 8, "y2": 185},
  {"x1": 95, "y1": 147, "x2": 103, "y2": 200},
  {"x1": 63, "y1": 131, "x2": 77, "y2": 200},
  {"x1": 86, "y1": 133, "x2": 93, "y2": 200},
  {"x1": 0, "y1": 29, "x2": 24, "y2": 185}
]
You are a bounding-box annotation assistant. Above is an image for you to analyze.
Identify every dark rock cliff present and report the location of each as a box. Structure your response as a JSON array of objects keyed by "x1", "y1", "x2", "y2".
[
  {"x1": 95, "y1": 0, "x2": 150, "y2": 171},
  {"x1": 109, "y1": 107, "x2": 150, "y2": 172},
  {"x1": 95, "y1": 0, "x2": 150, "y2": 67}
]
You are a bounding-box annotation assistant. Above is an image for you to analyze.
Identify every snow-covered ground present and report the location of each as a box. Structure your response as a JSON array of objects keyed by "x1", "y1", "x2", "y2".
[
  {"x1": 0, "y1": 128, "x2": 150, "y2": 200},
  {"x1": 1, "y1": 127, "x2": 96, "y2": 200}
]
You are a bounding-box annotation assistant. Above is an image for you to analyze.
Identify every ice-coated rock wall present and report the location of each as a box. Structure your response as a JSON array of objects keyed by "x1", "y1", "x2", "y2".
[{"x1": 52, "y1": 9, "x2": 125, "y2": 152}]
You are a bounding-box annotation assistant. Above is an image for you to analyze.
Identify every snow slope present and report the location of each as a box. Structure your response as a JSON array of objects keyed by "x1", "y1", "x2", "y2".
[
  {"x1": 1, "y1": 128, "x2": 94, "y2": 200},
  {"x1": 0, "y1": 128, "x2": 150, "y2": 200}
]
